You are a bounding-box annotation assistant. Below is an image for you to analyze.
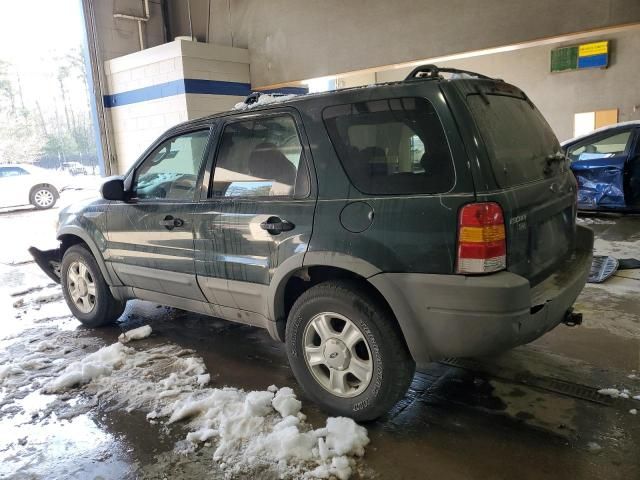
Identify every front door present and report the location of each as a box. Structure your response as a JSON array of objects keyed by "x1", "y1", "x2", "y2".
[
  {"x1": 568, "y1": 128, "x2": 635, "y2": 209},
  {"x1": 0, "y1": 166, "x2": 32, "y2": 208},
  {"x1": 106, "y1": 128, "x2": 212, "y2": 300},
  {"x1": 193, "y1": 111, "x2": 316, "y2": 322}
]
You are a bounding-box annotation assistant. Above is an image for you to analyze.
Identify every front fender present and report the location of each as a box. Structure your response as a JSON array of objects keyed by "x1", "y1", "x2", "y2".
[{"x1": 57, "y1": 225, "x2": 118, "y2": 286}]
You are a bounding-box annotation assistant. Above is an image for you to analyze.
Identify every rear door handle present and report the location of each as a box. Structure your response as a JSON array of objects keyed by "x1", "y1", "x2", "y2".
[
  {"x1": 159, "y1": 215, "x2": 184, "y2": 230},
  {"x1": 260, "y1": 216, "x2": 295, "y2": 234}
]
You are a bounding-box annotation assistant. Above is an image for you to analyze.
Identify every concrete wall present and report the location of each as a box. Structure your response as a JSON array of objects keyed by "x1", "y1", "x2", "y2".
[
  {"x1": 166, "y1": 0, "x2": 640, "y2": 88},
  {"x1": 376, "y1": 29, "x2": 640, "y2": 142},
  {"x1": 104, "y1": 40, "x2": 249, "y2": 172},
  {"x1": 92, "y1": 0, "x2": 166, "y2": 61}
]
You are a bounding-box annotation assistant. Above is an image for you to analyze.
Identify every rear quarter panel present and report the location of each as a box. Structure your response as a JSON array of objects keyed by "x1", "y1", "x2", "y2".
[{"x1": 299, "y1": 81, "x2": 475, "y2": 274}]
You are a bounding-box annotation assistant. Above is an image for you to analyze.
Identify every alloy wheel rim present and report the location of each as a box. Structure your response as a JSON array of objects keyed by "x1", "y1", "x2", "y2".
[
  {"x1": 34, "y1": 189, "x2": 54, "y2": 207},
  {"x1": 303, "y1": 312, "x2": 373, "y2": 398},
  {"x1": 67, "y1": 260, "x2": 97, "y2": 313}
]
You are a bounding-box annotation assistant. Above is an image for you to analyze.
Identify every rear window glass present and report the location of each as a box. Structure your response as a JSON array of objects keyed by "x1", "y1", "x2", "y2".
[
  {"x1": 323, "y1": 97, "x2": 455, "y2": 195},
  {"x1": 467, "y1": 93, "x2": 561, "y2": 187}
]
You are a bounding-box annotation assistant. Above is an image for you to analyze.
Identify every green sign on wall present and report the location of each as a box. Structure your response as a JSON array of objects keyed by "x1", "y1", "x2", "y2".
[{"x1": 551, "y1": 45, "x2": 579, "y2": 72}]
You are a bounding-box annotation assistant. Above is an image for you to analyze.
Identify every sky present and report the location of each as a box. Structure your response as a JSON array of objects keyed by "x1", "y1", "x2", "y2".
[{"x1": 0, "y1": 0, "x2": 89, "y2": 114}]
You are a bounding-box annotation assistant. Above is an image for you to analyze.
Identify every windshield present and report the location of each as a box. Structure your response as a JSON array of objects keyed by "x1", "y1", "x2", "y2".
[{"x1": 467, "y1": 93, "x2": 561, "y2": 187}]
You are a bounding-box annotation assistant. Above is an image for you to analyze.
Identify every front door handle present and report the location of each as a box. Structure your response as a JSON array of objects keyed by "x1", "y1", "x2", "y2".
[
  {"x1": 260, "y1": 216, "x2": 295, "y2": 234},
  {"x1": 159, "y1": 215, "x2": 184, "y2": 230}
]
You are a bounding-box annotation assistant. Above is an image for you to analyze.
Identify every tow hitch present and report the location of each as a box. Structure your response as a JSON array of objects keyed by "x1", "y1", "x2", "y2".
[{"x1": 562, "y1": 308, "x2": 583, "y2": 327}]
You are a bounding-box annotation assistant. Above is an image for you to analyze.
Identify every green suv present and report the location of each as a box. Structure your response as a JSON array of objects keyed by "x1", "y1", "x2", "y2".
[{"x1": 31, "y1": 65, "x2": 593, "y2": 421}]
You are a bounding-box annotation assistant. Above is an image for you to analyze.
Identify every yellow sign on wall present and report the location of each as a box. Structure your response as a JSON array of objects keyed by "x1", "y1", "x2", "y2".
[{"x1": 578, "y1": 41, "x2": 609, "y2": 57}]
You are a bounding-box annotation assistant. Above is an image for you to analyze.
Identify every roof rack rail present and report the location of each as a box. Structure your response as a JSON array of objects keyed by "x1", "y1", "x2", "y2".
[{"x1": 405, "y1": 64, "x2": 495, "y2": 81}]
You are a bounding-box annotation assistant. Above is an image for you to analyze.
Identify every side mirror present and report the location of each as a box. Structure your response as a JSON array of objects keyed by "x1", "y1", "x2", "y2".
[{"x1": 101, "y1": 177, "x2": 127, "y2": 201}]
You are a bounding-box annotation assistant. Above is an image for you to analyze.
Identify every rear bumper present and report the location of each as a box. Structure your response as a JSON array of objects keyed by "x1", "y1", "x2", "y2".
[{"x1": 369, "y1": 225, "x2": 594, "y2": 367}]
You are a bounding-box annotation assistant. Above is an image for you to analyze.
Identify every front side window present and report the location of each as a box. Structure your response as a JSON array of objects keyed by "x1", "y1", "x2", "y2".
[
  {"x1": 323, "y1": 97, "x2": 454, "y2": 195},
  {"x1": 134, "y1": 130, "x2": 210, "y2": 201},
  {"x1": 211, "y1": 115, "x2": 308, "y2": 198},
  {"x1": 567, "y1": 130, "x2": 632, "y2": 162}
]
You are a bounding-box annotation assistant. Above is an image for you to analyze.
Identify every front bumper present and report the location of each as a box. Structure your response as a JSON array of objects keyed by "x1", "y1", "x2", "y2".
[
  {"x1": 369, "y1": 225, "x2": 594, "y2": 367},
  {"x1": 28, "y1": 247, "x2": 62, "y2": 284}
]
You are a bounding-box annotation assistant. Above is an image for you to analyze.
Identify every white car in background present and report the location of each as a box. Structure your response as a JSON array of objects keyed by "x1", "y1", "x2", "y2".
[{"x1": 0, "y1": 164, "x2": 71, "y2": 210}]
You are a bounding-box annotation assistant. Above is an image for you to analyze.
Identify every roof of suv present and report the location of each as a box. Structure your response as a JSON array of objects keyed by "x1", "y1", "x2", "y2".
[{"x1": 169, "y1": 64, "x2": 500, "y2": 131}]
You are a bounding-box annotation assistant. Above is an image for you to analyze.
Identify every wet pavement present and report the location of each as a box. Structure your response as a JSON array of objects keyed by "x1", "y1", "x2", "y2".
[{"x1": 1, "y1": 205, "x2": 639, "y2": 479}]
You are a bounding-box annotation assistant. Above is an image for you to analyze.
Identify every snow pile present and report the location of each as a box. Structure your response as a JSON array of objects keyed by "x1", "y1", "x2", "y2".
[
  {"x1": 44, "y1": 342, "x2": 130, "y2": 393},
  {"x1": 43, "y1": 339, "x2": 370, "y2": 479},
  {"x1": 597, "y1": 387, "x2": 640, "y2": 400},
  {"x1": 233, "y1": 94, "x2": 298, "y2": 111},
  {"x1": 118, "y1": 325, "x2": 152, "y2": 343},
  {"x1": 164, "y1": 386, "x2": 368, "y2": 479}
]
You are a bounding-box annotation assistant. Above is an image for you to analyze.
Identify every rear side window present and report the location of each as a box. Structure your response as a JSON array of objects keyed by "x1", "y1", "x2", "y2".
[
  {"x1": 323, "y1": 97, "x2": 455, "y2": 195},
  {"x1": 466, "y1": 93, "x2": 561, "y2": 187}
]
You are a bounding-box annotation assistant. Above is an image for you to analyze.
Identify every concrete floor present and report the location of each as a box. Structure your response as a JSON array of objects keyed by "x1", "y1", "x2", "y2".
[{"x1": 0, "y1": 204, "x2": 639, "y2": 479}]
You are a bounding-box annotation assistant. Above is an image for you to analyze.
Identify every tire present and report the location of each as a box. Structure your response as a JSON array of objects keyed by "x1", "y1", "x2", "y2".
[
  {"x1": 30, "y1": 185, "x2": 58, "y2": 210},
  {"x1": 285, "y1": 280, "x2": 415, "y2": 421},
  {"x1": 60, "y1": 244, "x2": 125, "y2": 327}
]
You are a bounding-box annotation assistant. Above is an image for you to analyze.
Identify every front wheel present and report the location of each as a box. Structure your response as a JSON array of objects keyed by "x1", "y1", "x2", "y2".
[
  {"x1": 30, "y1": 185, "x2": 58, "y2": 210},
  {"x1": 285, "y1": 280, "x2": 415, "y2": 421},
  {"x1": 60, "y1": 245, "x2": 125, "y2": 327}
]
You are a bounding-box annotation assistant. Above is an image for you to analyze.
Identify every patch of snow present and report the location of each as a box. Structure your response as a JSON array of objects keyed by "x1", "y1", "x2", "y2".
[
  {"x1": 42, "y1": 340, "x2": 369, "y2": 478},
  {"x1": 630, "y1": 409, "x2": 638, "y2": 415},
  {"x1": 44, "y1": 342, "x2": 129, "y2": 393},
  {"x1": 597, "y1": 387, "x2": 640, "y2": 400},
  {"x1": 597, "y1": 388, "x2": 622, "y2": 398},
  {"x1": 36, "y1": 340, "x2": 56, "y2": 352},
  {"x1": 233, "y1": 94, "x2": 298, "y2": 111},
  {"x1": 0, "y1": 363, "x2": 22, "y2": 381},
  {"x1": 118, "y1": 325, "x2": 152, "y2": 343},
  {"x1": 587, "y1": 441, "x2": 602, "y2": 452},
  {"x1": 12, "y1": 286, "x2": 63, "y2": 309},
  {"x1": 272, "y1": 387, "x2": 302, "y2": 417}
]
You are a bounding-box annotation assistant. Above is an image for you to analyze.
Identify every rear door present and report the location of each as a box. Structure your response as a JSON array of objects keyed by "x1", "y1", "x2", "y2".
[
  {"x1": 626, "y1": 128, "x2": 640, "y2": 208},
  {"x1": 452, "y1": 80, "x2": 577, "y2": 284},
  {"x1": 193, "y1": 109, "x2": 316, "y2": 323},
  {"x1": 106, "y1": 128, "x2": 212, "y2": 300},
  {"x1": 565, "y1": 127, "x2": 636, "y2": 209}
]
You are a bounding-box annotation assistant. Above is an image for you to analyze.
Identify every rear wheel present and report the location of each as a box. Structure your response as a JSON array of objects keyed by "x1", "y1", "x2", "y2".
[
  {"x1": 60, "y1": 245, "x2": 125, "y2": 327},
  {"x1": 285, "y1": 280, "x2": 415, "y2": 421},
  {"x1": 30, "y1": 186, "x2": 58, "y2": 210}
]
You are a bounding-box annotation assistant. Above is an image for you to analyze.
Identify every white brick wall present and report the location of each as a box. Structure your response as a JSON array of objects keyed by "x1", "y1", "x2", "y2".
[{"x1": 104, "y1": 40, "x2": 250, "y2": 173}]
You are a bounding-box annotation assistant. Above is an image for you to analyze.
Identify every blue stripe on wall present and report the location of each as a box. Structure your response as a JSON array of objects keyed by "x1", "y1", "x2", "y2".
[{"x1": 103, "y1": 79, "x2": 308, "y2": 108}]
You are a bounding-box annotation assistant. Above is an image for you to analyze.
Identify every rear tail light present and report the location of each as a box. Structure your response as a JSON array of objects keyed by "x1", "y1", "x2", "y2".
[{"x1": 456, "y1": 202, "x2": 506, "y2": 274}]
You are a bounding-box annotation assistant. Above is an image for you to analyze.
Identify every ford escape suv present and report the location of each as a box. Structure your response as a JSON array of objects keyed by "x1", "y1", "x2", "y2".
[{"x1": 30, "y1": 65, "x2": 593, "y2": 421}]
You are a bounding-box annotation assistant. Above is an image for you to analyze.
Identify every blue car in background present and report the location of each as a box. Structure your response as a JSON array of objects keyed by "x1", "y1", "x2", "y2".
[{"x1": 563, "y1": 121, "x2": 640, "y2": 211}]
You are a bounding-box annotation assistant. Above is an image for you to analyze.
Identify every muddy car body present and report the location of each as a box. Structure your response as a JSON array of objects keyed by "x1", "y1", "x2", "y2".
[{"x1": 31, "y1": 65, "x2": 593, "y2": 420}]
